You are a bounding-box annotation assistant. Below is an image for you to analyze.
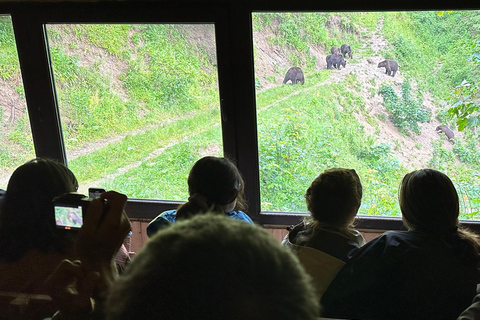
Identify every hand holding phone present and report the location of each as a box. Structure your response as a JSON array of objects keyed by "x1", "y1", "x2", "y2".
[{"x1": 88, "y1": 188, "x2": 106, "y2": 199}]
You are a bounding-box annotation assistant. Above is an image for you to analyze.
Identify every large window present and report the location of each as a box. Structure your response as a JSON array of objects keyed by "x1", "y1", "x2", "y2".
[
  {"x1": 0, "y1": 15, "x2": 35, "y2": 190},
  {"x1": 46, "y1": 24, "x2": 222, "y2": 199},
  {"x1": 253, "y1": 11, "x2": 480, "y2": 220}
]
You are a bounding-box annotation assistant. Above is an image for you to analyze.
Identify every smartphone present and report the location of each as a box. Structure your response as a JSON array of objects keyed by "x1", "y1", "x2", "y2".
[
  {"x1": 89, "y1": 187, "x2": 106, "y2": 199},
  {"x1": 53, "y1": 193, "x2": 89, "y2": 230}
]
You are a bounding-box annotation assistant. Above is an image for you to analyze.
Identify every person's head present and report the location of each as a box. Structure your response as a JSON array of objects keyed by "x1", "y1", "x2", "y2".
[
  {"x1": 106, "y1": 214, "x2": 319, "y2": 320},
  {"x1": 0, "y1": 158, "x2": 78, "y2": 261},
  {"x1": 176, "y1": 156, "x2": 246, "y2": 219},
  {"x1": 399, "y1": 169, "x2": 459, "y2": 231},
  {"x1": 305, "y1": 168, "x2": 362, "y2": 229}
]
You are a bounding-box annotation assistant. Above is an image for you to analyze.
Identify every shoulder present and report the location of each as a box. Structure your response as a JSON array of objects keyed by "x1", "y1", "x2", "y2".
[
  {"x1": 146, "y1": 210, "x2": 177, "y2": 238},
  {"x1": 224, "y1": 211, "x2": 254, "y2": 224},
  {"x1": 159, "y1": 210, "x2": 177, "y2": 222},
  {"x1": 348, "y1": 230, "x2": 415, "y2": 261},
  {"x1": 347, "y1": 229, "x2": 366, "y2": 246}
]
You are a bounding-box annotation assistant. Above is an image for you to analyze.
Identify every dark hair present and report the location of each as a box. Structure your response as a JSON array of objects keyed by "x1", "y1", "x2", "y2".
[
  {"x1": 305, "y1": 168, "x2": 362, "y2": 229},
  {"x1": 399, "y1": 169, "x2": 480, "y2": 262},
  {"x1": 400, "y1": 169, "x2": 459, "y2": 231},
  {"x1": 0, "y1": 158, "x2": 78, "y2": 262},
  {"x1": 176, "y1": 156, "x2": 247, "y2": 220},
  {"x1": 106, "y1": 214, "x2": 319, "y2": 320}
]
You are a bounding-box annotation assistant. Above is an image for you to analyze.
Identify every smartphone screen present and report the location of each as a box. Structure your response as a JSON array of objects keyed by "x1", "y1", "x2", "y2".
[
  {"x1": 54, "y1": 204, "x2": 83, "y2": 229},
  {"x1": 88, "y1": 188, "x2": 106, "y2": 199}
]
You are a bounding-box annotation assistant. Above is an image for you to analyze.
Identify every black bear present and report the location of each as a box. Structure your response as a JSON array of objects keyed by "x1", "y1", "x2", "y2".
[
  {"x1": 436, "y1": 125, "x2": 455, "y2": 144},
  {"x1": 378, "y1": 60, "x2": 398, "y2": 77},
  {"x1": 283, "y1": 67, "x2": 305, "y2": 85},
  {"x1": 341, "y1": 44, "x2": 353, "y2": 59},
  {"x1": 326, "y1": 54, "x2": 346, "y2": 70},
  {"x1": 331, "y1": 46, "x2": 341, "y2": 56}
]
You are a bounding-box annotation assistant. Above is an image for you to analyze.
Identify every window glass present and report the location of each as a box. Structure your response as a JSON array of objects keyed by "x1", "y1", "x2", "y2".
[
  {"x1": 0, "y1": 15, "x2": 35, "y2": 190},
  {"x1": 46, "y1": 24, "x2": 222, "y2": 199},
  {"x1": 253, "y1": 11, "x2": 480, "y2": 219}
]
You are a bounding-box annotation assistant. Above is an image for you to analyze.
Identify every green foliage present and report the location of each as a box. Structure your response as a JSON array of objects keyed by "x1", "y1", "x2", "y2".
[
  {"x1": 0, "y1": 16, "x2": 20, "y2": 80},
  {"x1": 3, "y1": 13, "x2": 480, "y2": 217},
  {"x1": 252, "y1": 12, "x2": 367, "y2": 70},
  {"x1": 73, "y1": 25, "x2": 130, "y2": 57},
  {"x1": 453, "y1": 140, "x2": 480, "y2": 167},
  {"x1": 382, "y1": 11, "x2": 480, "y2": 97},
  {"x1": 101, "y1": 127, "x2": 222, "y2": 199},
  {"x1": 378, "y1": 81, "x2": 430, "y2": 135},
  {"x1": 446, "y1": 39, "x2": 480, "y2": 131},
  {"x1": 447, "y1": 80, "x2": 480, "y2": 131},
  {"x1": 429, "y1": 140, "x2": 456, "y2": 171},
  {"x1": 46, "y1": 24, "x2": 219, "y2": 148},
  {"x1": 358, "y1": 143, "x2": 400, "y2": 177},
  {"x1": 255, "y1": 77, "x2": 262, "y2": 89},
  {"x1": 123, "y1": 25, "x2": 218, "y2": 114}
]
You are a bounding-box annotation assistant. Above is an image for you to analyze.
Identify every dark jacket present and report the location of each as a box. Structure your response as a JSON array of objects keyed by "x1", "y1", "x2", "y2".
[{"x1": 321, "y1": 230, "x2": 480, "y2": 320}]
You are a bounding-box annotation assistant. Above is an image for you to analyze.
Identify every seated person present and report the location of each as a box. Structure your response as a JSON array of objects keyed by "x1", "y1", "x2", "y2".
[
  {"x1": 321, "y1": 169, "x2": 480, "y2": 320},
  {"x1": 458, "y1": 293, "x2": 480, "y2": 320},
  {"x1": 147, "y1": 156, "x2": 253, "y2": 237},
  {"x1": 48, "y1": 214, "x2": 319, "y2": 320},
  {"x1": 0, "y1": 158, "x2": 79, "y2": 318},
  {"x1": 45, "y1": 191, "x2": 132, "y2": 320},
  {"x1": 0, "y1": 159, "x2": 79, "y2": 291},
  {"x1": 0, "y1": 159, "x2": 131, "y2": 319},
  {"x1": 282, "y1": 168, "x2": 365, "y2": 300}
]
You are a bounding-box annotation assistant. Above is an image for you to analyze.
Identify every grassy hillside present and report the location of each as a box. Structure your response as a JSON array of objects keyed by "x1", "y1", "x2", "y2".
[{"x1": 1, "y1": 12, "x2": 480, "y2": 219}]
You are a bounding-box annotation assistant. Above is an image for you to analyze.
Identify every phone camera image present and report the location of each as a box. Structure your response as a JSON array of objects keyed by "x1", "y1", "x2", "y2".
[
  {"x1": 53, "y1": 192, "x2": 90, "y2": 230},
  {"x1": 54, "y1": 204, "x2": 83, "y2": 229}
]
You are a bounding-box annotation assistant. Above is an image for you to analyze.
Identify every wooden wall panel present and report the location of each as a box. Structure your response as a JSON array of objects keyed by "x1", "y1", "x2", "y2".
[{"x1": 130, "y1": 219, "x2": 384, "y2": 253}]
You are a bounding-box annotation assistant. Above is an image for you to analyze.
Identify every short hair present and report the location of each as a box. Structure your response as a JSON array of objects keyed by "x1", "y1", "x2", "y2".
[
  {"x1": 305, "y1": 168, "x2": 362, "y2": 228},
  {"x1": 106, "y1": 215, "x2": 319, "y2": 320},
  {"x1": 0, "y1": 158, "x2": 78, "y2": 261},
  {"x1": 399, "y1": 169, "x2": 459, "y2": 231}
]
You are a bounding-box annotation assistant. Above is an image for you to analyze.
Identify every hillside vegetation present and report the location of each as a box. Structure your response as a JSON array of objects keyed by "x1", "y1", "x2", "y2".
[{"x1": 1, "y1": 12, "x2": 480, "y2": 218}]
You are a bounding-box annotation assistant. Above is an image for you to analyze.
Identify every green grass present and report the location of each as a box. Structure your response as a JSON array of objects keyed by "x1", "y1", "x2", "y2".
[
  {"x1": 69, "y1": 108, "x2": 221, "y2": 184},
  {"x1": 257, "y1": 76, "x2": 406, "y2": 214},
  {"x1": 2, "y1": 14, "x2": 480, "y2": 219},
  {"x1": 101, "y1": 127, "x2": 222, "y2": 199}
]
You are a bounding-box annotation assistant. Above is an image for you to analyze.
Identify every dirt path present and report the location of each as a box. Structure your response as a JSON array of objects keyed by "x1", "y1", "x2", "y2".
[{"x1": 82, "y1": 123, "x2": 221, "y2": 191}]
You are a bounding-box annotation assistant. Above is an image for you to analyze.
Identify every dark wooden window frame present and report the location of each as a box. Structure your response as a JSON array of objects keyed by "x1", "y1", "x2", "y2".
[{"x1": 2, "y1": 0, "x2": 480, "y2": 232}]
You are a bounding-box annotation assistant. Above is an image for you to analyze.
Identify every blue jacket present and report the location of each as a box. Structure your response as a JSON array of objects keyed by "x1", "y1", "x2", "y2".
[{"x1": 147, "y1": 209, "x2": 253, "y2": 238}]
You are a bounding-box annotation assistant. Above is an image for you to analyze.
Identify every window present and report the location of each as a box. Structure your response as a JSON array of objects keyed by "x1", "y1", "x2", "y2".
[
  {"x1": 46, "y1": 24, "x2": 222, "y2": 199},
  {"x1": 253, "y1": 11, "x2": 480, "y2": 220},
  {"x1": 0, "y1": 15, "x2": 35, "y2": 190},
  {"x1": 3, "y1": 1, "x2": 480, "y2": 229}
]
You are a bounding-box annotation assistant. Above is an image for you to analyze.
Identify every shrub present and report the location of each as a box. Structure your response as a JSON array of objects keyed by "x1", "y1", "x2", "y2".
[{"x1": 378, "y1": 81, "x2": 430, "y2": 135}]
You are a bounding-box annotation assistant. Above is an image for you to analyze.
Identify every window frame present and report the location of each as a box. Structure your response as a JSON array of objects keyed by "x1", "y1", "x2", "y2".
[{"x1": 2, "y1": 0, "x2": 480, "y2": 232}]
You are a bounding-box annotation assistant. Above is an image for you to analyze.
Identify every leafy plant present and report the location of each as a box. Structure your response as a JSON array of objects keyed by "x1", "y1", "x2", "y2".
[
  {"x1": 378, "y1": 81, "x2": 430, "y2": 135},
  {"x1": 358, "y1": 143, "x2": 400, "y2": 177}
]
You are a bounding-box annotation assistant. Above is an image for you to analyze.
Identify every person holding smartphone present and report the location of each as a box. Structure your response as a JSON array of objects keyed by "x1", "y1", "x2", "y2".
[{"x1": 0, "y1": 158, "x2": 79, "y2": 318}]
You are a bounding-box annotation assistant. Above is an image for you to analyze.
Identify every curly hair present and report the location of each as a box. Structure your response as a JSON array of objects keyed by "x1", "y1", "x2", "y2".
[{"x1": 305, "y1": 168, "x2": 362, "y2": 229}]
